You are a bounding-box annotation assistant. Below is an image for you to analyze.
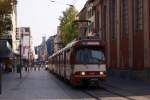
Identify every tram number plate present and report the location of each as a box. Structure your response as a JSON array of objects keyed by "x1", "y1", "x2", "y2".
[{"x1": 90, "y1": 78, "x2": 98, "y2": 81}]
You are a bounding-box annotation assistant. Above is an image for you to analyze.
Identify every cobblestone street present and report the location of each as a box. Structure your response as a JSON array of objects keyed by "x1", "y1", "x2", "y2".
[{"x1": 0, "y1": 69, "x2": 150, "y2": 100}]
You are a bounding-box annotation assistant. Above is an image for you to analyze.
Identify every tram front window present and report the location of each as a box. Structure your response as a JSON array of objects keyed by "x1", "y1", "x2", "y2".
[{"x1": 76, "y1": 48, "x2": 105, "y2": 64}]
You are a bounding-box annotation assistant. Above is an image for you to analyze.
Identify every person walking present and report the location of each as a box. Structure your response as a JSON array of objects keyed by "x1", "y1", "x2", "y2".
[
  {"x1": 12, "y1": 64, "x2": 15, "y2": 72},
  {"x1": 16, "y1": 63, "x2": 22, "y2": 78}
]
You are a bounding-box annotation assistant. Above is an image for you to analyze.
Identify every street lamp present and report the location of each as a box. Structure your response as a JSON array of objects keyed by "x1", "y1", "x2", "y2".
[{"x1": 19, "y1": 29, "x2": 23, "y2": 78}]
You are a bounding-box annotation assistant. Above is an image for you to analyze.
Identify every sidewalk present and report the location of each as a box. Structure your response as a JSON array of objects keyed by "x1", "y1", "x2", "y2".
[
  {"x1": 0, "y1": 69, "x2": 80, "y2": 100},
  {"x1": 103, "y1": 76, "x2": 150, "y2": 100},
  {"x1": 1, "y1": 67, "x2": 44, "y2": 94},
  {"x1": 0, "y1": 70, "x2": 150, "y2": 100},
  {"x1": 1, "y1": 71, "x2": 29, "y2": 94}
]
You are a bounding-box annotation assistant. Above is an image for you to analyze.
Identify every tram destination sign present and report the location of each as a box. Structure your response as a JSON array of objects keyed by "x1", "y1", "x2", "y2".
[{"x1": 82, "y1": 42, "x2": 100, "y2": 45}]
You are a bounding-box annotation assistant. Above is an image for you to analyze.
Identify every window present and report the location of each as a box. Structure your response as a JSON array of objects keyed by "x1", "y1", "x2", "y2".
[
  {"x1": 25, "y1": 28, "x2": 30, "y2": 32},
  {"x1": 102, "y1": 6, "x2": 106, "y2": 40},
  {"x1": 133, "y1": 0, "x2": 143, "y2": 32},
  {"x1": 88, "y1": 22, "x2": 93, "y2": 33},
  {"x1": 110, "y1": 0, "x2": 117, "y2": 40},
  {"x1": 88, "y1": 8, "x2": 93, "y2": 18},
  {"x1": 16, "y1": 31, "x2": 19, "y2": 40},
  {"x1": 122, "y1": 0, "x2": 129, "y2": 36},
  {"x1": 76, "y1": 48, "x2": 105, "y2": 64},
  {"x1": 95, "y1": 9, "x2": 99, "y2": 33}
]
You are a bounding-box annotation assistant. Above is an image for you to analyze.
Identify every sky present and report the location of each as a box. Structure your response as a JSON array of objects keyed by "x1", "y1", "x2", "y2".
[{"x1": 17, "y1": 0, "x2": 87, "y2": 47}]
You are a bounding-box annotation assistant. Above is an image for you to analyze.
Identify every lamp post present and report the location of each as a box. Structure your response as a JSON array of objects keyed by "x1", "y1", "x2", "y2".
[
  {"x1": 19, "y1": 44, "x2": 22, "y2": 78},
  {"x1": 28, "y1": 33, "x2": 30, "y2": 71},
  {"x1": 19, "y1": 29, "x2": 22, "y2": 78}
]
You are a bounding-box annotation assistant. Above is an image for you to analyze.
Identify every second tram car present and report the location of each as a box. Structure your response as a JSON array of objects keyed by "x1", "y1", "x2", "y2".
[{"x1": 48, "y1": 38, "x2": 107, "y2": 86}]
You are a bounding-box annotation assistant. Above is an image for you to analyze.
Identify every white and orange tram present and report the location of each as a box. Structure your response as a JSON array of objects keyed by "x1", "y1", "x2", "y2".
[{"x1": 48, "y1": 38, "x2": 107, "y2": 86}]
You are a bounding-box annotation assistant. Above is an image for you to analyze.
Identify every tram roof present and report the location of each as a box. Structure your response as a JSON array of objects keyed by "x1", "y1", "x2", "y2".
[{"x1": 49, "y1": 37, "x2": 104, "y2": 58}]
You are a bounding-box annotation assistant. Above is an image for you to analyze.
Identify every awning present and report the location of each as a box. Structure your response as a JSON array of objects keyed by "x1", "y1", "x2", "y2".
[{"x1": 0, "y1": 40, "x2": 12, "y2": 58}]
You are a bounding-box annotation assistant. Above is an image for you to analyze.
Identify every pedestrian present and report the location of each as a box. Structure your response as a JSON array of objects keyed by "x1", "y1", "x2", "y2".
[
  {"x1": 16, "y1": 63, "x2": 22, "y2": 78},
  {"x1": 38, "y1": 64, "x2": 40, "y2": 71},
  {"x1": 12, "y1": 64, "x2": 15, "y2": 72},
  {"x1": 34, "y1": 66, "x2": 36, "y2": 71},
  {"x1": 25, "y1": 64, "x2": 27, "y2": 72},
  {"x1": 27, "y1": 64, "x2": 30, "y2": 72}
]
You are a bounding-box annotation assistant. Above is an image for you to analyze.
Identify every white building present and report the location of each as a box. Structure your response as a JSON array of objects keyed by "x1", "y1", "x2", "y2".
[
  {"x1": 16, "y1": 27, "x2": 32, "y2": 60},
  {"x1": 0, "y1": 0, "x2": 17, "y2": 56}
]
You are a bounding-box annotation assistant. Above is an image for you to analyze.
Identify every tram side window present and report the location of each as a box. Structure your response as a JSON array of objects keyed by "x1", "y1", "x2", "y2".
[
  {"x1": 54, "y1": 57, "x2": 56, "y2": 64},
  {"x1": 52, "y1": 58, "x2": 53, "y2": 64},
  {"x1": 64, "y1": 51, "x2": 66, "y2": 65},
  {"x1": 60, "y1": 54, "x2": 61, "y2": 65},
  {"x1": 66, "y1": 49, "x2": 70, "y2": 64},
  {"x1": 62, "y1": 53, "x2": 64, "y2": 65},
  {"x1": 51, "y1": 58, "x2": 53, "y2": 64},
  {"x1": 61, "y1": 54, "x2": 62, "y2": 65},
  {"x1": 62, "y1": 52, "x2": 64, "y2": 65},
  {"x1": 55, "y1": 57, "x2": 57, "y2": 64},
  {"x1": 58, "y1": 55, "x2": 61, "y2": 65}
]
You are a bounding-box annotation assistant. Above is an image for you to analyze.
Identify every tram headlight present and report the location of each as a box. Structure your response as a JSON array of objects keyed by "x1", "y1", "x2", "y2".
[
  {"x1": 81, "y1": 72, "x2": 85, "y2": 76},
  {"x1": 100, "y1": 72, "x2": 104, "y2": 75}
]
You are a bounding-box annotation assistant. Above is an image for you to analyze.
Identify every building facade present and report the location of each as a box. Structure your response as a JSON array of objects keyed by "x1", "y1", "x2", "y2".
[
  {"x1": 0, "y1": 0, "x2": 17, "y2": 54},
  {"x1": 78, "y1": 0, "x2": 97, "y2": 37},
  {"x1": 54, "y1": 26, "x2": 62, "y2": 53},
  {"x1": 0, "y1": 0, "x2": 17, "y2": 72},
  {"x1": 16, "y1": 27, "x2": 32, "y2": 64},
  {"x1": 46, "y1": 35, "x2": 56, "y2": 57},
  {"x1": 79, "y1": 0, "x2": 150, "y2": 81},
  {"x1": 36, "y1": 36, "x2": 48, "y2": 64}
]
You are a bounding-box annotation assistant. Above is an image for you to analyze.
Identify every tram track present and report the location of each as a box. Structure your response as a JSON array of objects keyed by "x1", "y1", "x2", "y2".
[
  {"x1": 80, "y1": 85, "x2": 135, "y2": 100},
  {"x1": 81, "y1": 89, "x2": 101, "y2": 100},
  {"x1": 100, "y1": 87, "x2": 134, "y2": 100},
  {"x1": 49, "y1": 72, "x2": 136, "y2": 100},
  {"x1": 101, "y1": 82, "x2": 137, "y2": 100}
]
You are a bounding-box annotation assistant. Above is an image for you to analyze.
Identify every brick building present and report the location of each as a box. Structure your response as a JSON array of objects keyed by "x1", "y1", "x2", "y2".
[{"x1": 79, "y1": 0, "x2": 150, "y2": 81}]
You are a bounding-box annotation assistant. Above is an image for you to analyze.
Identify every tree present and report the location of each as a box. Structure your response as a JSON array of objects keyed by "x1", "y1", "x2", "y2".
[{"x1": 59, "y1": 6, "x2": 79, "y2": 47}]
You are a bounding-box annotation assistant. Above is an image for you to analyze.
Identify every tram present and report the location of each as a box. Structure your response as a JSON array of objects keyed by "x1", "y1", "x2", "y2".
[{"x1": 48, "y1": 37, "x2": 107, "y2": 86}]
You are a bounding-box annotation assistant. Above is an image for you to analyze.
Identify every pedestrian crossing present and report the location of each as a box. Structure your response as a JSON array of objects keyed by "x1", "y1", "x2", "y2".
[{"x1": 22, "y1": 67, "x2": 46, "y2": 72}]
